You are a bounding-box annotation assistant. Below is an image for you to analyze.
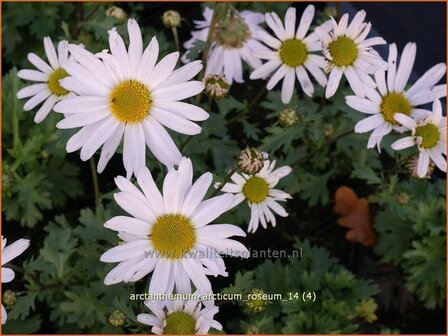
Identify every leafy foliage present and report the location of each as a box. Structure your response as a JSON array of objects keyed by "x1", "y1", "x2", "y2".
[{"x1": 223, "y1": 240, "x2": 379, "y2": 334}]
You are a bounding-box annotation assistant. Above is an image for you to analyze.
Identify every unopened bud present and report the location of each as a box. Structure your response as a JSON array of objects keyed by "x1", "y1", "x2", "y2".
[
  {"x1": 106, "y1": 6, "x2": 127, "y2": 22},
  {"x1": 162, "y1": 10, "x2": 181, "y2": 28},
  {"x1": 108, "y1": 310, "x2": 126, "y2": 327},
  {"x1": 278, "y1": 108, "x2": 298, "y2": 128},
  {"x1": 324, "y1": 124, "x2": 334, "y2": 137},
  {"x1": 3, "y1": 290, "x2": 18, "y2": 307},
  {"x1": 237, "y1": 147, "x2": 265, "y2": 175},
  {"x1": 205, "y1": 74, "x2": 229, "y2": 100},
  {"x1": 397, "y1": 192, "x2": 410, "y2": 205},
  {"x1": 245, "y1": 289, "x2": 268, "y2": 313}
]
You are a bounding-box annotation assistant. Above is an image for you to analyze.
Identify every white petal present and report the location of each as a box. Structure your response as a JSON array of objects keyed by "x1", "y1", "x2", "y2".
[
  {"x1": 345, "y1": 66, "x2": 365, "y2": 97},
  {"x1": 97, "y1": 124, "x2": 125, "y2": 173},
  {"x1": 151, "y1": 108, "x2": 202, "y2": 135},
  {"x1": 181, "y1": 172, "x2": 213, "y2": 217},
  {"x1": 386, "y1": 43, "x2": 398, "y2": 92},
  {"x1": 354, "y1": 114, "x2": 384, "y2": 133},
  {"x1": 281, "y1": 69, "x2": 296, "y2": 103},
  {"x1": 391, "y1": 136, "x2": 415, "y2": 150},
  {"x1": 127, "y1": 19, "x2": 143, "y2": 77},
  {"x1": 149, "y1": 260, "x2": 173, "y2": 294},
  {"x1": 266, "y1": 64, "x2": 288, "y2": 90},
  {"x1": 27, "y1": 53, "x2": 53, "y2": 74},
  {"x1": 23, "y1": 89, "x2": 51, "y2": 111},
  {"x1": 417, "y1": 151, "x2": 430, "y2": 178},
  {"x1": 284, "y1": 7, "x2": 296, "y2": 39},
  {"x1": 100, "y1": 240, "x2": 151, "y2": 262},
  {"x1": 17, "y1": 69, "x2": 48, "y2": 82},
  {"x1": 2, "y1": 239, "x2": 30, "y2": 264},
  {"x1": 296, "y1": 5, "x2": 315, "y2": 39},
  {"x1": 325, "y1": 68, "x2": 343, "y2": 98},
  {"x1": 296, "y1": 66, "x2": 314, "y2": 97},
  {"x1": 114, "y1": 191, "x2": 156, "y2": 223},
  {"x1": 105, "y1": 216, "x2": 152, "y2": 235},
  {"x1": 135, "y1": 166, "x2": 165, "y2": 217},
  {"x1": 56, "y1": 109, "x2": 109, "y2": 129},
  {"x1": 191, "y1": 194, "x2": 234, "y2": 227},
  {"x1": 394, "y1": 42, "x2": 416, "y2": 92},
  {"x1": 152, "y1": 81, "x2": 204, "y2": 102},
  {"x1": 146, "y1": 52, "x2": 180, "y2": 90},
  {"x1": 34, "y1": 94, "x2": 58, "y2": 123},
  {"x1": 394, "y1": 113, "x2": 417, "y2": 130},
  {"x1": 345, "y1": 96, "x2": 379, "y2": 114},
  {"x1": 44, "y1": 36, "x2": 59, "y2": 69}
]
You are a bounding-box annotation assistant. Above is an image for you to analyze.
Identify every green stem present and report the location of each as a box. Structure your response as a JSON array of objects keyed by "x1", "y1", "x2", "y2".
[
  {"x1": 195, "y1": 3, "x2": 230, "y2": 104},
  {"x1": 89, "y1": 157, "x2": 100, "y2": 205},
  {"x1": 12, "y1": 71, "x2": 20, "y2": 149},
  {"x1": 211, "y1": 168, "x2": 237, "y2": 197},
  {"x1": 171, "y1": 27, "x2": 180, "y2": 51}
]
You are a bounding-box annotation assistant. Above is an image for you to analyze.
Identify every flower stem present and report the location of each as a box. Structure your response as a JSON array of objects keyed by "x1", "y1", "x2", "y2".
[
  {"x1": 211, "y1": 168, "x2": 236, "y2": 197},
  {"x1": 89, "y1": 157, "x2": 100, "y2": 205},
  {"x1": 171, "y1": 27, "x2": 180, "y2": 51}
]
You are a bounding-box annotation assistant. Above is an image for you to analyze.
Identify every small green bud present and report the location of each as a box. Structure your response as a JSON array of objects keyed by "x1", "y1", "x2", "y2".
[
  {"x1": 162, "y1": 10, "x2": 181, "y2": 28},
  {"x1": 278, "y1": 108, "x2": 298, "y2": 128},
  {"x1": 356, "y1": 298, "x2": 378, "y2": 323},
  {"x1": 245, "y1": 289, "x2": 268, "y2": 313},
  {"x1": 397, "y1": 192, "x2": 410, "y2": 205},
  {"x1": 108, "y1": 310, "x2": 126, "y2": 327},
  {"x1": 204, "y1": 74, "x2": 229, "y2": 100},
  {"x1": 324, "y1": 123, "x2": 334, "y2": 137},
  {"x1": 3, "y1": 290, "x2": 18, "y2": 307}
]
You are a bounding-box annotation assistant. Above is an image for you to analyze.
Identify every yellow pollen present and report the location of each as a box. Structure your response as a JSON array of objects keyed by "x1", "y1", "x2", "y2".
[
  {"x1": 151, "y1": 214, "x2": 196, "y2": 259},
  {"x1": 380, "y1": 92, "x2": 412, "y2": 125},
  {"x1": 48, "y1": 68, "x2": 69, "y2": 96},
  {"x1": 163, "y1": 312, "x2": 196, "y2": 334},
  {"x1": 415, "y1": 123, "x2": 440, "y2": 149},
  {"x1": 279, "y1": 39, "x2": 308, "y2": 67},
  {"x1": 243, "y1": 176, "x2": 269, "y2": 204},
  {"x1": 328, "y1": 36, "x2": 358, "y2": 67},
  {"x1": 109, "y1": 80, "x2": 151, "y2": 123}
]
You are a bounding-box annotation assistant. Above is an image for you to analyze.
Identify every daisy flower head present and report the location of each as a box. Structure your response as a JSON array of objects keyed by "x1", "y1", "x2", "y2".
[
  {"x1": 183, "y1": 6, "x2": 268, "y2": 84},
  {"x1": 17, "y1": 37, "x2": 73, "y2": 123},
  {"x1": 348, "y1": 42, "x2": 447, "y2": 150},
  {"x1": 250, "y1": 6, "x2": 332, "y2": 103},
  {"x1": 137, "y1": 294, "x2": 222, "y2": 334},
  {"x1": 100, "y1": 158, "x2": 248, "y2": 296},
  {"x1": 315, "y1": 10, "x2": 388, "y2": 98},
  {"x1": 2, "y1": 236, "x2": 30, "y2": 324},
  {"x1": 218, "y1": 160, "x2": 292, "y2": 233},
  {"x1": 391, "y1": 99, "x2": 446, "y2": 178},
  {"x1": 53, "y1": 19, "x2": 209, "y2": 178}
]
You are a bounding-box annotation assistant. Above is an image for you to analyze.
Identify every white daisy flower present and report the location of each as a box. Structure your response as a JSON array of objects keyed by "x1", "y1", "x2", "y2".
[
  {"x1": 53, "y1": 19, "x2": 208, "y2": 178},
  {"x1": 250, "y1": 6, "x2": 332, "y2": 103},
  {"x1": 100, "y1": 158, "x2": 248, "y2": 296},
  {"x1": 218, "y1": 160, "x2": 292, "y2": 233},
  {"x1": 17, "y1": 37, "x2": 73, "y2": 123},
  {"x1": 315, "y1": 10, "x2": 388, "y2": 98},
  {"x1": 137, "y1": 294, "x2": 222, "y2": 334},
  {"x1": 348, "y1": 43, "x2": 447, "y2": 149},
  {"x1": 1, "y1": 236, "x2": 30, "y2": 325},
  {"x1": 391, "y1": 99, "x2": 446, "y2": 178},
  {"x1": 183, "y1": 7, "x2": 268, "y2": 84}
]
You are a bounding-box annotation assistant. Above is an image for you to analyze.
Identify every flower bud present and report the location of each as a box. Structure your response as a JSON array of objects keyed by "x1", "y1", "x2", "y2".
[
  {"x1": 278, "y1": 108, "x2": 298, "y2": 128},
  {"x1": 397, "y1": 192, "x2": 410, "y2": 205},
  {"x1": 406, "y1": 154, "x2": 434, "y2": 179},
  {"x1": 245, "y1": 289, "x2": 268, "y2": 313},
  {"x1": 108, "y1": 310, "x2": 126, "y2": 327},
  {"x1": 162, "y1": 10, "x2": 181, "y2": 28},
  {"x1": 3, "y1": 290, "x2": 18, "y2": 307},
  {"x1": 106, "y1": 6, "x2": 127, "y2": 23},
  {"x1": 204, "y1": 74, "x2": 229, "y2": 100},
  {"x1": 324, "y1": 124, "x2": 334, "y2": 137},
  {"x1": 237, "y1": 147, "x2": 265, "y2": 175}
]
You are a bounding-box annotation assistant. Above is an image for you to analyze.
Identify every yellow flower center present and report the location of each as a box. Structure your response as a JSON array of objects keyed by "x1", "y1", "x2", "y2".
[
  {"x1": 48, "y1": 68, "x2": 70, "y2": 96},
  {"x1": 243, "y1": 176, "x2": 269, "y2": 204},
  {"x1": 279, "y1": 39, "x2": 308, "y2": 68},
  {"x1": 415, "y1": 123, "x2": 440, "y2": 149},
  {"x1": 328, "y1": 36, "x2": 358, "y2": 67},
  {"x1": 380, "y1": 92, "x2": 412, "y2": 125},
  {"x1": 214, "y1": 14, "x2": 251, "y2": 49},
  {"x1": 163, "y1": 312, "x2": 196, "y2": 334},
  {"x1": 151, "y1": 214, "x2": 196, "y2": 259},
  {"x1": 109, "y1": 80, "x2": 151, "y2": 123}
]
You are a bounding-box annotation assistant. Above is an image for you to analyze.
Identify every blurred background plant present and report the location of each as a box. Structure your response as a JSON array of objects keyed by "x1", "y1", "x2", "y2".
[{"x1": 1, "y1": 2, "x2": 446, "y2": 334}]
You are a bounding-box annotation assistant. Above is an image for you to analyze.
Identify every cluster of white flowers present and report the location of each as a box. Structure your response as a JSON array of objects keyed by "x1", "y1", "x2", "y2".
[
  {"x1": 11, "y1": 4, "x2": 446, "y2": 333},
  {"x1": 183, "y1": 5, "x2": 446, "y2": 178}
]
